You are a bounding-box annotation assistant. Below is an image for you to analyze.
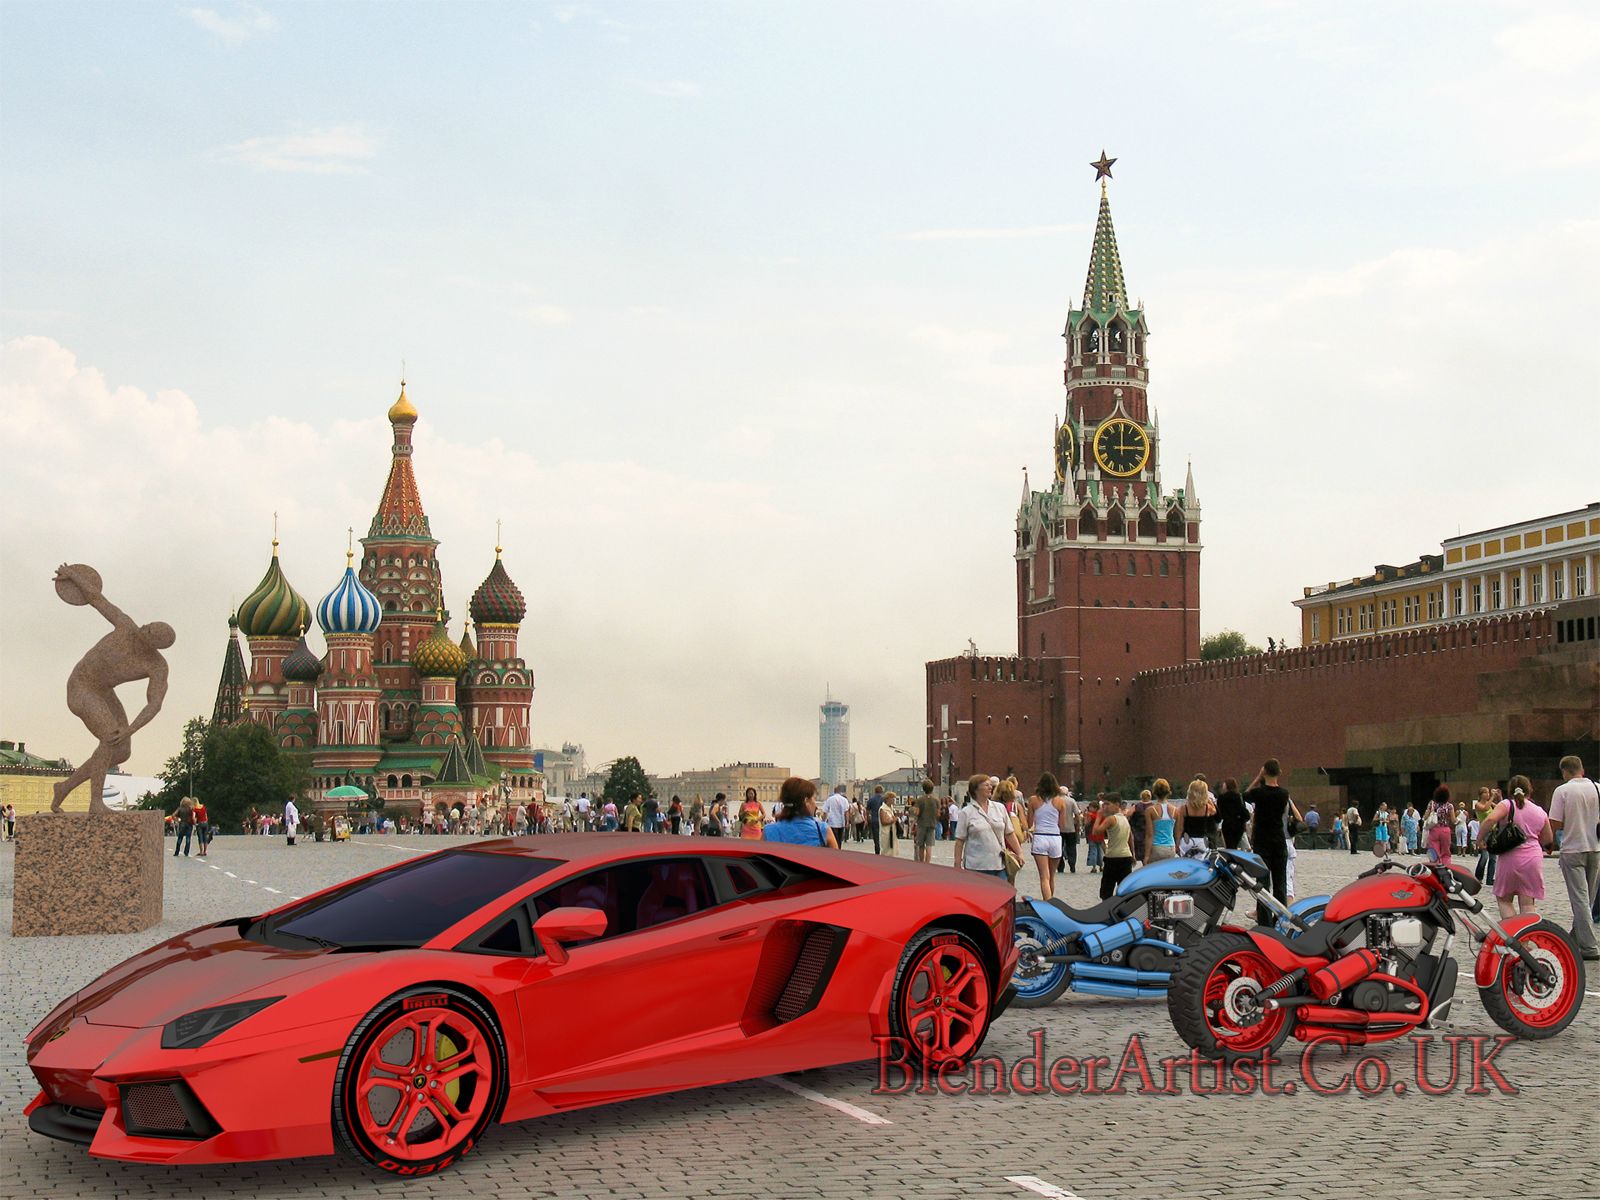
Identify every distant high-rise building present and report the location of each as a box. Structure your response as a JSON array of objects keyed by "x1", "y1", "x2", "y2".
[{"x1": 819, "y1": 692, "x2": 851, "y2": 787}]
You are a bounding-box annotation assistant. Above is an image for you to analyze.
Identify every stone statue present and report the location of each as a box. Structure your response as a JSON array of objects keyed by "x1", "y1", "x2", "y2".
[{"x1": 50, "y1": 564, "x2": 174, "y2": 814}]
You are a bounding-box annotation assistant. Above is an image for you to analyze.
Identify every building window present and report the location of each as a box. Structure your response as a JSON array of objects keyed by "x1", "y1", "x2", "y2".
[
  {"x1": 1126, "y1": 558, "x2": 1135, "y2": 575},
  {"x1": 1511, "y1": 574, "x2": 1523, "y2": 606},
  {"x1": 1358, "y1": 604, "x2": 1373, "y2": 631},
  {"x1": 1553, "y1": 564, "x2": 1565, "y2": 601},
  {"x1": 1490, "y1": 578, "x2": 1502, "y2": 610},
  {"x1": 1427, "y1": 592, "x2": 1441, "y2": 621},
  {"x1": 1380, "y1": 599, "x2": 1397, "y2": 627},
  {"x1": 1403, "y1": 595, "x2": 1419, "y2": 624},
  {"x1": 1092, "y1": 555, "x2": 1103, "y2": 576},
  {"x1": 1577, "y1": 560, "x2": 1589, "y2": 597},
  {"x1": 1310, "y1": 613, "x2": 1321, "y2": 641},
  {"x1": 1471, "y1": 581, "x2": 1483, "y2": 613},
  {"x1": 1160, "y1": 557, "x2": 1170, "y2": 577},
  {"x1": 1336, "y1": 608, "x2": 1349, "y2": 636},
  {"x1": 1453, "y1": 584, "x2": 1465, "y2": 616},
  {"x1": 1531, "y1": 571, "x2": 1543, "y2": 604}
]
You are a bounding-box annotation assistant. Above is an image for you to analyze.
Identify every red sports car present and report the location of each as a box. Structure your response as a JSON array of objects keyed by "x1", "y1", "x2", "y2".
[{"x1": 26, "y1": 835, "x2": 1017, "y2": 1175}]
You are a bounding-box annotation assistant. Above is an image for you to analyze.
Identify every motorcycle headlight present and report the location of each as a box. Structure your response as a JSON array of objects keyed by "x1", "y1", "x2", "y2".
[
  {"x1": 1162, "y1": 894, "x2": 1194, "y2": 920},
  {"x1": 160, "y1": 997, "x2": 283, "y2": 1050}
]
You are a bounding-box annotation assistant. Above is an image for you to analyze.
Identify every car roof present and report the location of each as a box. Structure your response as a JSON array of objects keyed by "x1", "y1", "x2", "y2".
[{"x1": 466, "y1": 832, "x2": 934, "y2": 884}]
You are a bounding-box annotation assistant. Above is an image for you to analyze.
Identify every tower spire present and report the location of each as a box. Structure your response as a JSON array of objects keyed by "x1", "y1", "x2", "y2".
[
  {"x1": 1083, "y1": 154, "x2": 1128, "y2": 314},
  {"x1": 370, "y1": 382, "x2": 433, "y2": 540}
]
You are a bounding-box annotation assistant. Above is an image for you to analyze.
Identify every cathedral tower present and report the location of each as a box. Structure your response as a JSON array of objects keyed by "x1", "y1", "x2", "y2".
[
  {"x1": 360, "y1": 382, "x2": 443, "y2": 743},
  {"x1": 311, "y1": 551, "x2": 384, "y2": 785},
  {"x1": 467, "y1": 541, "x2": 534, "y2": 772},
  {"x1": 235, "y1": 538, "x2": 310, "y2": 729}
]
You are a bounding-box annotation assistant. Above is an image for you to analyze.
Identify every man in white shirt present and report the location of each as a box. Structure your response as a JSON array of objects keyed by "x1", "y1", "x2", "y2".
[
  {"x1": 1550, "y1": 755, "x2": 1600, "y2": 961},
  {"x1": 821, "y1": 786, "x2": 850, "y2": 848}
]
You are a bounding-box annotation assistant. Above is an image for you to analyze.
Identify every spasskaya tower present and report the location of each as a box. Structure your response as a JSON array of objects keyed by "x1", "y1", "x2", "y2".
[{"x1": 926, "y1": 153, "x2": 1202, "y2": 793}]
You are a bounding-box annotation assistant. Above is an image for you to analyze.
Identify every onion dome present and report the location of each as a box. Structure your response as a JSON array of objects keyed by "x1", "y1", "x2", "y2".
[
  {"x1": 458, "y1": 621, "x2": 477, "y2": 661},
  {"x1": 415, "y1": 613, "x2": 468, "y2": 678},
  {"x1": 387, "y1": 380, "x2": 417, "y2": 424},
  {"x1": 237, "y1": 543, "x2": 310, "y2": 638},
  {"x1": 281, "y1": 636, "x2": 323, "y2": 683},
  {"x1": 469, "y1": 550, "x2": 526, "y2": 625},
  {"x1": 317, "y1": 554, "x2": 383, "y2": 635}
]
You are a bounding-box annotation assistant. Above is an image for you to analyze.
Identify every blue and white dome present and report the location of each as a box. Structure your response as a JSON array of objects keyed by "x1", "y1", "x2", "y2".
[{"x1": 316, "y1": 561, "x2": 382, "y2": 635}]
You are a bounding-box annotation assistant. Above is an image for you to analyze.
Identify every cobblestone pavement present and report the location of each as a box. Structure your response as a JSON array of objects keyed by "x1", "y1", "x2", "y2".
[{"x1": 3, "y1": 831, "x2": 1596, "y2": 1200}]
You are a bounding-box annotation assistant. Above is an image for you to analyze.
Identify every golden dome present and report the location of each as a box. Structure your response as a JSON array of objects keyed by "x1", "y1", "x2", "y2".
[{"x1": 387, "y1": 381, "x2": 418, "y2": 424}]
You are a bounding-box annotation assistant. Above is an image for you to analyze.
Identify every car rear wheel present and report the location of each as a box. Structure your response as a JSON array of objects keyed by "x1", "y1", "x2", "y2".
[
  {"x1": 332, "y1": 986, "x2": 507, "y2": 1176},
  {"x1": 889, "y1": 927, "x2": 994, "y2": 1069}
]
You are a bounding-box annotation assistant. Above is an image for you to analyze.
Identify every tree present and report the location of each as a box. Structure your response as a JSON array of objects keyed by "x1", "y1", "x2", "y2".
[
  {"x1": 1200, "y1": 630, "x2": 1263, "y2": 661},
  {"x1": 199, "y1": 721, "x2": 308, "y2": 833},
  {"x1": 602, "y1": 756, "x2": 654, "y2": 808},
  {"x1": 143, "y1": 717, "x2": 209, "y2": 810},
  {"x1": 142, "y1": 717, "x2": 306, "y2": 832}
]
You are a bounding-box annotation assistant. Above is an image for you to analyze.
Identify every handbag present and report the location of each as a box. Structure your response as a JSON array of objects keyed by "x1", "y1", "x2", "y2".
[
  {"x1": 1484, "y1": 805, "x2": 1526, "y2": 856},
  {"x1": 1003, "y1": 848, "x2": 1023, "y2": 882}
]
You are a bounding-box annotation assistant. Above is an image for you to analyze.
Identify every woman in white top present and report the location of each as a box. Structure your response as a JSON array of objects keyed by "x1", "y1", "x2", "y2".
[
  {"x1": 953, "y1": 774, "x2": 1021, "y2": 881},
  {"x1": 1027, "y1": 773, "x2": 1068, "y2": 900}
]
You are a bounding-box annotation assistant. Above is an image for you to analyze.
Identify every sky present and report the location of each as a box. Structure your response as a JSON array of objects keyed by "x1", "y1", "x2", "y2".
[{"x1": 2, "y1": 1, "x2": 1598, "y2": 781}]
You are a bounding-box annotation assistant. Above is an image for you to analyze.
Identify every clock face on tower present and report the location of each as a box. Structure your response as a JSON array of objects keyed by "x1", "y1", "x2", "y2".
[
  {"x1": 1054, "y1": 424, "x2": 1077, "y2": 482},
  {"x1": 1093, "y1": 418, "x2": 1151, "y2": 477}
]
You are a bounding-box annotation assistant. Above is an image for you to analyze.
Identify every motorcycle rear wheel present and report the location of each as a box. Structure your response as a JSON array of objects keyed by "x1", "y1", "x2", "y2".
[
  {"x1": 1168, "y1": 932, "x2": 1290, "y2": 1065},
  {"x1": 1010, "y1": 914, "x2": 1071, "y2": 1007}
]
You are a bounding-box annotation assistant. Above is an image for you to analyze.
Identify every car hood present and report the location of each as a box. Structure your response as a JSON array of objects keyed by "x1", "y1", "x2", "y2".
[{"x1": 52, "y1": 921, "x2": 335, "y2": 1030}]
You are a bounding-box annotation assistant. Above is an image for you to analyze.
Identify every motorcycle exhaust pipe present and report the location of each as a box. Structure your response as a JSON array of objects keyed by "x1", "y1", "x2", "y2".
[
  {"x1": 1308, "y1": 949, "x2": 1380, "y2": 1000},
  {"x1": 1077, "y1": 916, "x2": 1145, "y2": 959},
  {"x1": 1068, "y1": 979, "x2": 1167, "y2": 1000},
  {"x1": 1073, "y1": 962, "x2": 1173, "y2": 986}
]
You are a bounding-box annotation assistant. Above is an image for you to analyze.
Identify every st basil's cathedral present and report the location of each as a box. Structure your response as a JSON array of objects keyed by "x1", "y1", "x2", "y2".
[{"x1": 210, "y1": 384, "x2": 537, "y2": 817}]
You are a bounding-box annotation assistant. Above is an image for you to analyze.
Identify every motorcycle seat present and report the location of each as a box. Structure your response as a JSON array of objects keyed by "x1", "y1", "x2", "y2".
[
  {"x1": 1247, "y1": 915, "x2": 1352, "y2": 959},
  {"x1": 1041, "y1": 894, "x2": 1134, "y2": 929}
]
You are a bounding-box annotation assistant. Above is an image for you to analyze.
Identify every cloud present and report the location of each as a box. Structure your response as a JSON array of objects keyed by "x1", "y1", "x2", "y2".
[
  {"x1": 217, "y1": 125, "x2": 379, "y2": 175},
  {"x1": 187, "y1": 3, "x2": 276, "y2": 46},
  {"x1": 632, "y1": 78, "x2": 702, "y2": 98},
  {"x1": 1496, "y1": 9, "x2": 1600, "y2": 73},
  {"x1": 520, "y1": 304, "x2": 571, "y2": 326},
  {"x1": 896, "y1": 224, "x2": 1086, "y2": 241}
]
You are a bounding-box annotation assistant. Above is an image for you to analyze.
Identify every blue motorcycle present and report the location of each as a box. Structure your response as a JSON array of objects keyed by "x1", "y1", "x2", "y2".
[{"x1": 1011, "y1": 848, "x2": 1328, "y2": 1006}]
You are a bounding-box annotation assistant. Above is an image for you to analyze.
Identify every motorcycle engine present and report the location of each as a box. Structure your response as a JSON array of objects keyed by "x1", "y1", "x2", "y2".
[{"x1": 1356, "y1": 915, "x2": 1431, "y2": 1011}]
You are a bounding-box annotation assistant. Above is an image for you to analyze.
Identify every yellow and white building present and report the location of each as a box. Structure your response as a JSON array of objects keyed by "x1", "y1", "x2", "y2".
[{"x1": 1296, "y1": 502, "x2": 1600, "y2": 645}]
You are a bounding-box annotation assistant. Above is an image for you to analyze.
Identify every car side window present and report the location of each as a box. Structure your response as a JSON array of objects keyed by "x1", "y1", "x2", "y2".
[{"x1": 530, "y1": 858, "x2": 716, "y2": 950}]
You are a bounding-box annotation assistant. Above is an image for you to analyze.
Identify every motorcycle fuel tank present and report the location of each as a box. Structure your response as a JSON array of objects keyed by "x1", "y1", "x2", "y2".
[
  {"x1": 1116, "y1": 857, "x2": 1218, "y2": 895},
  {"x1": 1323, "y1": 873, "x2": 1435, "y2": 923}
]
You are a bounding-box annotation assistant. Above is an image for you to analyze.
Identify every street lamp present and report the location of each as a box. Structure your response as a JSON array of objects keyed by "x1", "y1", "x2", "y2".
[{"x1": 888, "y1": 744, "x2": 919, "y2": 781}]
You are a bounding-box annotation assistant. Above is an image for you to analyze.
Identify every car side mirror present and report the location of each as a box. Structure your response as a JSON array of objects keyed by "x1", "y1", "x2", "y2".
[{"x1": 533, "y1": 906, "x2": 608, "y2": 965}]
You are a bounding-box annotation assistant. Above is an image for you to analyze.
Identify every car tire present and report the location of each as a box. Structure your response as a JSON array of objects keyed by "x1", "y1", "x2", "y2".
[
  {"x1": 332, "y1": 985, "x2": 508, "y2": 1176},
  {"x1": 888, "y1": 927, "x2": 994, "y2": 1071}
]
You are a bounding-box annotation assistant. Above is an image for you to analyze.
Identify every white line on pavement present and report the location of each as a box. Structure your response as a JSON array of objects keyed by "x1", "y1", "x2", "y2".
[
  {"x1": 243, "y1": 880, "x2": 257, "y2": 885},
  {"x1": 1588, "y1": 991, "x2": 1600, "y2": 998},
  {"x1": 261, "y1": 887, "x2": 281, "y2": 894},
  {"x1": 763, "y1": 1075, "x2": 891, "y2": 1126},
  {"x1": 1006, "y1": 1177, "x2": 1081, "y2": 1200},
  {"x1": 224, "y1": 872, "x2": 236, "y2": 878},
  {"x1": 350, "y1": 841, "x2": 427, "y2": 855}
]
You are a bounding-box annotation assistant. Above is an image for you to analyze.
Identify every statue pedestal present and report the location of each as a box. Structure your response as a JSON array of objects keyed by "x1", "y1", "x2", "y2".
[{"x1": 12, "y1": 812, "x2": 164, "y2": 937}]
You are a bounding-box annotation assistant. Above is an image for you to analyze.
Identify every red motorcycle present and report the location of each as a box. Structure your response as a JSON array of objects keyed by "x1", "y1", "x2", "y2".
[{"x1": 1168, "y1": 859, "x2": 1585, "y2": 1062}]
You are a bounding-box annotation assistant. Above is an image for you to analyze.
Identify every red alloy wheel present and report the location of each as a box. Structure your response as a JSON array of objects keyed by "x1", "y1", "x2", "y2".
[
  {"x1": 899, "y1": 938, "x2": 991, "y2": 1064},
  {"x1": 350, "y1": 1003, "x2": 495, "y2": 1164},
  {"x1": 1498, "y1": 925, "x2": 1581, "y2": 1030},
  {"x1": 1200, "y1": 948, "x2": 1286, "y2": 1052}
]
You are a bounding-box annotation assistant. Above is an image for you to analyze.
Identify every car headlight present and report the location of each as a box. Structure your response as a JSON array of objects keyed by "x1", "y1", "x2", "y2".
[{"x1": 160, "y1": 997, "x2": 284, "y2": 1049}]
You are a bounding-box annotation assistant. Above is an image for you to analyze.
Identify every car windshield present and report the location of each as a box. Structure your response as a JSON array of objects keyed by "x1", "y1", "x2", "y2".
[{"x1": 266, "y1": 850, "x2": 560, "y2": 949}]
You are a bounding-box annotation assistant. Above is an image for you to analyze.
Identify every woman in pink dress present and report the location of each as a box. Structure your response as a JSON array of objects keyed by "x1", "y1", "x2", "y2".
[
  {"x1": 1427, "y1": 792, "x2": 1455, "y2": 865},
  {"x1": 1479, "y1": 775, "x2": 1552, "y2": 918}
]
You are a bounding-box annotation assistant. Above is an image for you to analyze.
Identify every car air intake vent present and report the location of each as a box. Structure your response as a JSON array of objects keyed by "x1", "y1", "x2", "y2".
[
  {"x1": 774, "y1": 925, "x2": 845, "y2": 1022},
  {"x1": 120, "y1": 1081, "x2": 219, "y2": 1140},
  {"x1": 741, "y1": 921, "x2": 849, "y2": 1036}
]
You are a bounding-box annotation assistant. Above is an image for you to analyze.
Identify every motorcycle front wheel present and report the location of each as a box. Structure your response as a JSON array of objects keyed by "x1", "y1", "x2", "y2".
[{"x1": 1480, "y1": 919, "x2": 1585, "y2": 1039}]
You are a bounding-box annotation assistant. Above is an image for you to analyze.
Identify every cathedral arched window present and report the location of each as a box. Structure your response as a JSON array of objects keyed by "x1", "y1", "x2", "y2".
[
  {"x1": 1107, "y1": 509, "x2": 1125, "y2": 537},
  {"x1": 1167, "y1": 510, "x2": 1185, "y2": 538},
  {"x1": 1109, "y1": 323, "x2": 1126, "y2": 352},
  {"x1": 402, "y1": 774, "x2": 412, "y2": 788},
  {"x1": 1092, "y1": 555, "x2": 1103, "y2": 576},
  {"x1": 387, "y1": 774, "x2": 398, "y2": 788},
  {"x1": 1086, "y1": 326, "x2": 1101, "y2": 353},
  {"x1": 1126, "y1": 557, "x2": 1135, "y2": 576},
  {"x1": 1160, "y1": 557, "x2": 1170, "y2": 577}
]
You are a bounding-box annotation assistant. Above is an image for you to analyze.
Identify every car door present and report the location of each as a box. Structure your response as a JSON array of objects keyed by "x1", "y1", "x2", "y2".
[{"x1": 512, "y1": 856, "x2": 774, "y2": 1104}]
